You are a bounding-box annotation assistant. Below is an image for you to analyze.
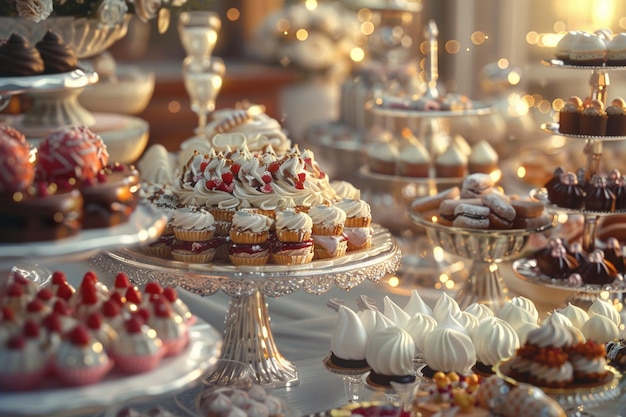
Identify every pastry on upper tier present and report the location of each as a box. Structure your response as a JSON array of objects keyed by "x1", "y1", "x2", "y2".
[
  {"x1": 35, "y1": 30, "x2": 78, "y2": 74},
  {"x1": 0, "y1": 33, "x2": 44, "y2": 76},
  {"x1": 606, "y1": 32, "x2": 626, "y2": 65},
  {"x1": 568, "y1": 32, "x2": 607, "y2": 66}
]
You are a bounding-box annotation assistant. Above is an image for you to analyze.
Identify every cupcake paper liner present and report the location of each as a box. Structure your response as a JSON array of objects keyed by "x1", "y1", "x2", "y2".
[
  {"x1": 228, "y1": 254, "x2": 271, "y2": 266},
  {"x1": 172, "y1": 249, "x2": 216, "y2": 264},
  {"x1": 173, "y1": 228, "x2": 215, "y2": 242},
  {"x1": 276, "y1": 229, "x2": 312, "y2": 243},
  {"x1": 55, "y1": 359, "x2": 114, "y2": 386},
  {"x1": 312, "y1": 224, "x2": 344, "y2": 236},
  {"x1": 272, "y1": 251, "x2": 314, "y2": 265},
  {"x1": 345, "y1": 217, "x2": 371, "y2": 228},
  {"x1": 112, "y1": 347, "x2": 166, "y2": 374},
  {"x1": 314, "y1": 241, "x2": 348, "y2": 260},
  {"x1": 229, "y1": 230, "x2": 269, "y2": 244}
]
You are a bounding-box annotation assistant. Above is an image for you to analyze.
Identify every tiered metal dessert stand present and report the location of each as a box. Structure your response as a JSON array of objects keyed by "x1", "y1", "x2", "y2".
[
  {"x1": 512, "y1": 61, "x2": 626, "y2": 308},
  {"x1": 94, "y1": 225, "x2": 401, "y2": 388}
]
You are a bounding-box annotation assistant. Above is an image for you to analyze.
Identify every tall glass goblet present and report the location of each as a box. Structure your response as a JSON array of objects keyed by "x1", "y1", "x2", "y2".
[
  {"x1": 178, "y1": 11, "x2": 221, "y2": 59},
  {"x1": 182, "y1": 56, "x2": 225, "y2": 131}
]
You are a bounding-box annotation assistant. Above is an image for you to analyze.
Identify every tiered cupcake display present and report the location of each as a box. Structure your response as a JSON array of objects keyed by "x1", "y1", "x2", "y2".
[{"x1": 512, "y1": 32, "x2": 626, "y2": 307}]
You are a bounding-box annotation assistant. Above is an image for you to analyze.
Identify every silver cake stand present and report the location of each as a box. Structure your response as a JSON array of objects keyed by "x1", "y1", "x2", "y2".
[{"x1": 93, "y1": 225, "x2": 401, "y2": 388}]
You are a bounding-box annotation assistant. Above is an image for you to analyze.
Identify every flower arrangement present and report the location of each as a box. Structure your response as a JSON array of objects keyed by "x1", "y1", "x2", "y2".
[{"x1": 249, "y1": 1, "x2": 365, "y2": 80}]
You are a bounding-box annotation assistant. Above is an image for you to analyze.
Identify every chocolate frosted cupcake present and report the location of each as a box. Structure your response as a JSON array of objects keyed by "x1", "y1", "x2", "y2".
[
  {"x1": 35, "y1": 31, "x2": 78, "y2": 74},
  {"x1": 535, "y1": 244, "x2": 579, "y2": 279},
  {"x1": 559, "y1": 96, "x2": 584, "y2": 134},
  {"x1": 577, "y1": 250, "x2": 619, "y2": 285},
  {"x1": 585, "y1": 175, "x2": 616, "y2": 212},
  {"x1": 0, "y1": 33, "x2": 44, "y2": 76},
  {"x1": 546, "y1": 171, "x2": 586, "y2": 209},
  {"x1": 580, "y1": 99, "x2": 608, "y2": 136},
  {"x1": 606, "y1": 98, "x2": 626, "y2": 136}
]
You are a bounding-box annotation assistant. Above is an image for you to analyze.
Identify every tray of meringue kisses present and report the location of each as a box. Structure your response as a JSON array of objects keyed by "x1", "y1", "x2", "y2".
[
  {"x1": 324, "y1": 291, "x2": 624, "y2": 416},
  {"x1": 0, "y1": 267, "x2": 222, "y2": 414}
]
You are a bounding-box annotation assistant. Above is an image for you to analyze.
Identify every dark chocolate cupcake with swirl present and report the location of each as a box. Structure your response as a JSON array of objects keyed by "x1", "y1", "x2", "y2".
[
  {"x1": 0, "y1": 33, "x2": 44, "y2": 76},
  {"x1": 35, "y1": 31, "x2": 78, "y2": 74},
  {"x1": 585, "y1": 175, "x2": 616, "y2": 212}
]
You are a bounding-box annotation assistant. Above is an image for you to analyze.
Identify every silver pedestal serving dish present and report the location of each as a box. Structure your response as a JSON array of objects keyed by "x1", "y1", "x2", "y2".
[
  {"x1": 410, "y1": 212, "x2": 556, "y2": 311},
  {"x1": 93, "y1": 224, "x2": 401, "y2": 388}
]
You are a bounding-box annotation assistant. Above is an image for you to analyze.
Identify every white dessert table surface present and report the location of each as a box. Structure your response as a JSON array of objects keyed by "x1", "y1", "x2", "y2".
[{"x1": 23, "y1": 258, "x2": 626, "y2": 417}]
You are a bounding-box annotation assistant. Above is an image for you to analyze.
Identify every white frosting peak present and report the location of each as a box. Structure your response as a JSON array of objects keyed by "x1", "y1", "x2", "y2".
[
  {"x1": 581, "y1": 314, "x2": 619, "y2": 343},
  {"x1": 330, "y1": 306, "x2": 368, "y2": 361},
  {"x1": 423, "y1": 324, "x2": 476, "y2": 375},
  {"x1": 403, "y1": 290, "x2": 433, "y2": 317},
  {"x1": 472, "y1": 317, "x2": 519, "y2": 367},
  {"x1": 404, "y1": 313, "x2": 437, "y2": 353},
  {"x1": 383, "y1": 296, "x2": 411, "y2": 328},
  {"x1": 433, "y1": 292, "x2": 461, "y2": 323},
  {"x1": 365, "y1": 326, "x2": 415, "y2": 376},
  {"x1": 588, "y1": 298, "x2": 621, "y2": 326},
  {"x1": 557, "y1": 303, "x2": 590, "y2": 329}
]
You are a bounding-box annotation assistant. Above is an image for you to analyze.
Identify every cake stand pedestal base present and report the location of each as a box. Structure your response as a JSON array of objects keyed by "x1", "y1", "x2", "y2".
[{"x1": 221, "y1": 290, "x2": 299, "y2": 388}]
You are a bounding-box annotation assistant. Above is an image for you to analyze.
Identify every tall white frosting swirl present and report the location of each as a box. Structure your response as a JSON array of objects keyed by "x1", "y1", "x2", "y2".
[
  {"x1": 471, "y1": 317, "x2": 519, "y2": 366},
  {"x1": 464, "y1": 303, "x2": 494, "y2": 321},
  {"x1": 422, "y1": 323, "x2": 476, "y2": 375},
  {"x1": 275, "y1": 209, "x2": 312, "y2": 232},
  {"x1": 543, "y1": 311, "x2": 573, "y2": 328},
  {"x1": 330, "y1": 305, "x2": 368, "y2": 361},
  {"x1": 359, "y1": 310, "x2": 394, "y2": 335},
  {"x1": 331, "y1": 181, "x2": 361, "y2": 200},
  {"x1": 172, "y1": 208, "x2": 215, "y2": 231},
  {"x1": 203, "y1": 105, "x2": 291, "y2": 155},
  {"x1": 497, "y1": 302, "x2": 536, "y2": 332},
  {"x1": 334, "y1": 198, "x2": 370, "y2": 219},
  {"x1": 557, "y1": 303, "x2": 590, "y2": 329},
  {"x1": 403, "y1": 290, "x2": 433, "y2": 317},
  {"x1": 231, "y1": 211, "x2": 273, "y2": 233},
  {"x1": 404, "y1": 313, "x2": 437, "y2": 353},
  {"x1": 383, "y1": 296, "x2": 411, "y2": 328},
  {"x1": 137, "y1": 144, "x2": 177, "y2": 185},
  {"x1": 581, "y1": 314, "x2": 619, "y2": 343},
  {"x1": 588, "y1": 298, "x2": 621, "y2": 326},
  {"x1": 365, "y1": 326, "x2": 415, "y2": 376},
  {"x1": 308, "y1": 205, "x2": 347, "y2": 227},
  {"x1": 433, "y1": 292, "x2": 461, "y2": 323},
  {"x1": 509, "y1": 296, "x2": 539, "y2": 322},
  {"x1": 525, "y1": 320, "x2": 580, "y2": 348}
]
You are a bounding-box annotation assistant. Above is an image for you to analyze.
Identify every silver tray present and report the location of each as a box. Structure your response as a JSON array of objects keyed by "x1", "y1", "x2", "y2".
[
  {"x1": 0, "y1": 319, "x2": 222, "y2": 417},
  {"x1": 540, "y1": 59, "x2": 626, "y2": 70},
  {"x1": 541, "y1": 122, "x2": 626, "y2": 141},
  {"x1": 0, "y1": 68, "x2": 98, "y2": 95},
  {"x1": 512, "y1": 257, "x2": 626, "y2": 294}
]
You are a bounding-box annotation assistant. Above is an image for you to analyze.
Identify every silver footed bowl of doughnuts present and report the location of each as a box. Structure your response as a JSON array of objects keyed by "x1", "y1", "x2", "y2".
[{"x1": 409, "y1": 173, "x2": 557, "y2": 262}]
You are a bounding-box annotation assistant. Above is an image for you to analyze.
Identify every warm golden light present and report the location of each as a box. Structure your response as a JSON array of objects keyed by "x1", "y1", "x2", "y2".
[
  {"x1": 357, "y1": 8, "x2": 372, "y2": 22},
  {"x1": 471, "y1": 31, "x2": 487, "y2": 45},
  {"x1": 361, "y1": 21, "x2": 375, "y2": 35},
  {"x1": 445, "y1": 40, "x2": 461, "y2": 54},
  {"x1": 517, "y1": 166, "x2": 527, "y2": 179},
  {"x1": 350, "y1": 47, "x2": 365, "y2": 62},
  {"x1": 226, "y1": 8, "x2": 240, "y2": 21},
  {"x1": 296, "y1": 29, "x2": 309, "y2": 41},
  {"x1": 304, "y1": 0, "x2": 317, "y2": 10},
  {"x1": 276, "y1": 18, "x2": 290, "y2": 33},
  {"x1": 168, "y1": 101, "x2": 181, "y2": 113},
  {"x1": 387, "y1": 276, "x2": 400, "y2": 287}
]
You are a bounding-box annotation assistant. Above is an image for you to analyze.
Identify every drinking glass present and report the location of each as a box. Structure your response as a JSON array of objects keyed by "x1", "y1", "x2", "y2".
[
  {"x1": 182, "y1": 56, "x2": 225, "y2": 130},
  {"x1": 178, "y1": 11, "x2": 221, "y2": 59}
]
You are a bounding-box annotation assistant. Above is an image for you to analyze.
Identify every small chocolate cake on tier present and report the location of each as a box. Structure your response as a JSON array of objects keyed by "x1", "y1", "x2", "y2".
[
  {"x1": 0, "y1": 33, "x2": 44, "y2": 76},
  {"x1": 535, "y1": 242, "x2": 579, "y2": 279},
  {"x1": 603, "y1": 237, "x2": 625, "y2": 273},
  {"x1": 545, "y1": 171, "x2": 586, "y2": 209},
  {"x1": 577, "y1": 250, "x2": 619, "y2": 285},
  {"x1": 35, "y1": 30, "x2": 78, "y2": 74},
  {"x1": 584, "y1": 175, "x2": 616, "y2": 212}
]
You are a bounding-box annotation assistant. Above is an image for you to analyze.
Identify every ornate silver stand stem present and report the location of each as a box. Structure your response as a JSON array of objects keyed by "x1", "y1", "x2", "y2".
[{"x1": 220, "y1": 291, "x2": 299, "y2": 388}]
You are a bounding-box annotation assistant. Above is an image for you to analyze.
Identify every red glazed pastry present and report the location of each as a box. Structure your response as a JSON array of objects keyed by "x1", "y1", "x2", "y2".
[{"x1": 36, "y1": 126, "x2": 109, "y2": 184}]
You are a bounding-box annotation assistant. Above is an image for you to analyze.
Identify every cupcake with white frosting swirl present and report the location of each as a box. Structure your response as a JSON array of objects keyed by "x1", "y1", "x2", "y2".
[{"x1": 171, "y1": 207, "x2": 218, "y2": 263}]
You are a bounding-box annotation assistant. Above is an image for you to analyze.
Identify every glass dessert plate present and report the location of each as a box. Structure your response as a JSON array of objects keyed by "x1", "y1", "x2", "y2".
[
  {"x1": 494, "y1": 359, "x2": 622, "y2": 410},
  {"x1": 94, "y1": 225, "x2": 402, "y2": 389},
  {"x1": 0, "y1": 319, "x2": 222, "y2": 417},
  {"x1": 410, "y1": 212, "x2": 556, "y2": 311},
  {"x1": 0, "y1": 204, "x2": 167, "y2": 269}
]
